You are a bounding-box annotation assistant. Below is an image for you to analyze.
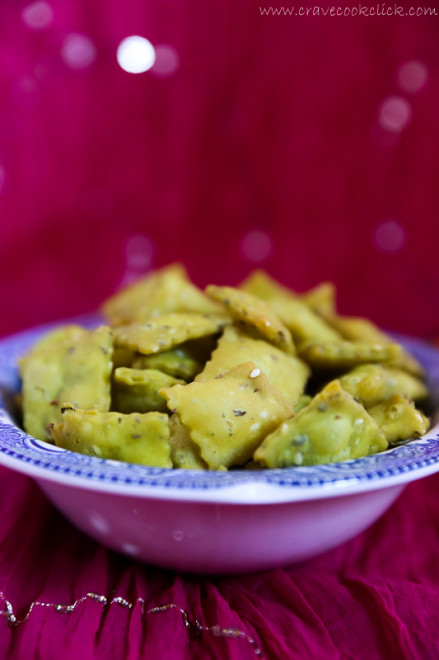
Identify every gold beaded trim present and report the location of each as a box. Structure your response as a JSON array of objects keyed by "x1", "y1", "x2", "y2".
[{"x1": 0, "y1": 590, "x2": 262, "y2": 656}]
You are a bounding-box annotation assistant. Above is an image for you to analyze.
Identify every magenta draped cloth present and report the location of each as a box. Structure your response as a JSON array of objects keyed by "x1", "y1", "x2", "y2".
[
  {"x1": 1, "y1": 468, "x2": 439, "y2": 659},
  {"x1": 1, "y1": 0, "x2": 439, "y2": 657}
]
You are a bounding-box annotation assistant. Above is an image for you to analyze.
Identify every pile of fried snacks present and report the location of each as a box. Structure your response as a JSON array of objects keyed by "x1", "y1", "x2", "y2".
[{"x1": 19, "y1": 264, "x2": 431, "y2": 470}]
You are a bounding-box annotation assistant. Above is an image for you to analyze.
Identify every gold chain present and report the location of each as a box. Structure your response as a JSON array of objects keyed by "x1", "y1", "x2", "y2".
[{"x1": 0, "y1": 590, "x2": 262, "y2": 656}]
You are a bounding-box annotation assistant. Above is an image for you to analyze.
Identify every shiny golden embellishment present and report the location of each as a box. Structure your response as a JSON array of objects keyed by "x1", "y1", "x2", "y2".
[{"x1": 0, "y1": 590, "x2": 262, "y2": 656}]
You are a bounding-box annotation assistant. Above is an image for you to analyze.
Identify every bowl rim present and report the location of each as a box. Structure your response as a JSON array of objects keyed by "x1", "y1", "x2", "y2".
[{"x1": 1, "y1": 318, "x2": 439, "y2": 505}]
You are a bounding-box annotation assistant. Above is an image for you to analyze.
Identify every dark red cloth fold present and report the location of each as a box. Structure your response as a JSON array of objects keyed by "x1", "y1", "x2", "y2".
[{"x1": 1, "y1": 465, "x2": 439, "y2": 659}]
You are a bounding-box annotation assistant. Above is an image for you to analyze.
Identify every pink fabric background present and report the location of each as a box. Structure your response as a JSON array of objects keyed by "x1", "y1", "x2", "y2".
[
  {"x1": 2, "y1": 468, "x2": 439, "y2": 659},
  {"x1": 0, "y1": 1, "x2": 439, "y2": 658},
  {"x1": 0, "y1": 0, "x2": 438, "y2": 338}
]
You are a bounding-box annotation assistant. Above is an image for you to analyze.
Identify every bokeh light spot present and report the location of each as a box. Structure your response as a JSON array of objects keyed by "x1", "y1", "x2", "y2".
[
  {"x1": 0, "y1": 164, "x2": 6, "y2": 194},
  {"x1": 374, "y1": 220, "x2": 406, "y2": 253},
  {"x1": 21, "y1": 1, "x2": 53, "y2": 30},
  {"x1": 397, "y1": 60, "x2": 429, "y2": 94},
  {"x1": 377, "y1": 96, "x2": 412, "y2": 133},
  {"x1": 241, "y1": 230, "x2": 273, "y2": 263},
  {"x1": 125, "y1": 234, "x2": 155, "y2": 274},
  {"x1": 370, "y1": 122, "x2": 400, "y2": 148},
  {"x1": 117, "y1": 36, "x2": 156, "y2": 74},
  {"x1": 151, "y1": 45, "x2": 180, "y2": 77},
  {"x1": 61, "y1": 33, "x2": 97, "y2": 70},
  {"x1": 11, "y1": 77, "x2": 40, "y2": 109}
]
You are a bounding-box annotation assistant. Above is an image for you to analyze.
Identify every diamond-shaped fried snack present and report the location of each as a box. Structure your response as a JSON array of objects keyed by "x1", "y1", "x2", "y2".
[
  {"x1": 270, "y1": 298, "x2": 341, "y2": 344},
  {"x1": 101, "y1": 263, "x2": 221, "y2": 326},
  {"x1": 51, "y1": 407, "x2": 172, "y2": 467},
  {"x1": 113, "y1": 313, "x2": 230, "y2": 355},
  {"x1": 132, "y1": 344, "x2": 204, "y2": 380},
  {"x1": 254, "y1": 380, "x2": 388, "y2": 468},
  {"x1": 295, "y1": 394, "x2": 312, "y2": 412},
  {"x1": 243, "y1": 271, "x2": 423, "y2": 377},
  {"x1": 240, "y1": 270, "x2": 339, "y2": 342},
  {"x1": 205, "y1": 285, "x2": 294, "y2": 354},
  {"x1": 340, "y1": 364, "x2": 429, "y2": 408},
  {"x1": 240, "y1": 269, "x2": 298, "y2": 302},
  {"x1": 20, "y1": 325, "x2": 113, "y2": 442},
  {"x1": 112, "y1": 347, "x2": 136, "y2": 368},
  {"x1": 298, "y1": 340, "x2": 402, "y2": 370},
  {"x1": 160, "y1": 362, "x2": 294, "y2": 470},
  {"x1": 327, "y1": 315, "x2": 424, "y2": 377},
  {"x1": 367, "y1": 394, "x2": 430, "y2": 443},
  {"x1": 241, "y1": 270, "x2": 337, "y2": 318},
  {"x1": 112, "y1": 367, "x2": 185, "y2": 413},
  {"x1": 329, "y1": 315, "x2": 393, "y2": 343},
  {"x1": 301, "y1": 282, "x2": 337, "y2": 318},
  {"x1": 195, "y1": 326, "x2": 309, "y2": 406},
  {"x1": 169, "y1": 413, "x2": 208, "y2": 470}
]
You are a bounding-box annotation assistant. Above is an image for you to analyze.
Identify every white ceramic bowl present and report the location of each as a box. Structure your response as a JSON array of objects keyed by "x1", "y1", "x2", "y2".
[{"x1": 0, "y1": 320, "x2": 438, "y2": 574}]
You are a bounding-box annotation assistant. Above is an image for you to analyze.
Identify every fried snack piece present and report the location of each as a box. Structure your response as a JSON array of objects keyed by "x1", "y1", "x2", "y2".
[
  {"x1": 340, "y1": 364, "x2": 429, "y2": 408},
  {"x1": 254, "y1": 380, "x2": 388, "y2": 468},
  {"x1": 241, "y1": 270, "x2": 339, "y2": 342},
  {"x1": 367, "y1": 394, "x2": 430, "y2": 443},
  {"x1": 112, "y1": 367, "x2": 185, "y2": 413},
  {"x1": 101, "y1": 263, "x2": 221, "y2": 326},
  {"x1": 240, "y1": 269, "x2": 298, "y2": 302},
  {"x1": 205, "y1": 285, "x2": 294, "y2": 354},
  {"x1": 301, "y1": 282, "x2": 337, "y2": 318},
  {"x1": 272, "y1": 298, "x2": 341, "y2": 345},
  {"x1": 132, "y1": 344, "x2": 204, "y2": 380},
  {"x1": 298, "y1": 340, "x2": 402, "y2": 370},
  {"x1": 243, "y1": 270, "x2": 422, "y2": 377},
  {"x1": 329, "y1": 315, "x2": 394, "y2": 343},
  {"x1": 19, "y1": 324, "x2": 85, "y2": 355},
  {"x1": 20, "y1": 325, "x2": 113, "y2": 442},
  {"x1": 294, "y1": 394, "x2": 312, "y2": 412},
  {"x1": 113, "y1": 313, "x2": 230, "y2": 356},
  {"x1": 169, "y1": 413, "x2": 208, "y2": 470},
  {"x1": 112, "y1": 347, "x2": 136, "y2": 368},
  {"x1": 195, "y1": 326, "x2": 309, "y2": 406},
  {"x1": 51, "y1": 406, "x2": 172, "y2": 467},
  {"x1": 160, "y1": 362, "x2": 295, "y2": 470},
  {"x1": 327, "y1": 315, "x2": 424, "y2": 377}
]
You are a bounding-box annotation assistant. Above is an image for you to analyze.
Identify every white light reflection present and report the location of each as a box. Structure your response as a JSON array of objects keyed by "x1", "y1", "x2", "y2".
[
  {"x1": 117, "y1": 36, "x2": 156, "y2": 74},
  {"x1": 61, "y1": 33, "x2": 97, "y2": 70},
  {"x1": 377, "y1": 96, "x2": 412, "y2": 133},
  {"x1": 21, "y1": 1, "x2": 53, "y2": 30},
  {"x1": 89, "y1": 512, "x2": 111, "y2": 535},
  {"x1": 121, "y1": 543, "x2": 140, "y2": 556},
  {"x1": 241, "y1": 230, "x2": 273, "y2": 263},
  {"x1": 397, "y1": 60, "x2": 429, "y2": 94}
]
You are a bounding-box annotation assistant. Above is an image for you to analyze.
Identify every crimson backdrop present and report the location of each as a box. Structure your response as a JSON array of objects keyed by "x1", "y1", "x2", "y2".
[{"x1": 0, "y1": 0, "x2": 438, "y2": 338}]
